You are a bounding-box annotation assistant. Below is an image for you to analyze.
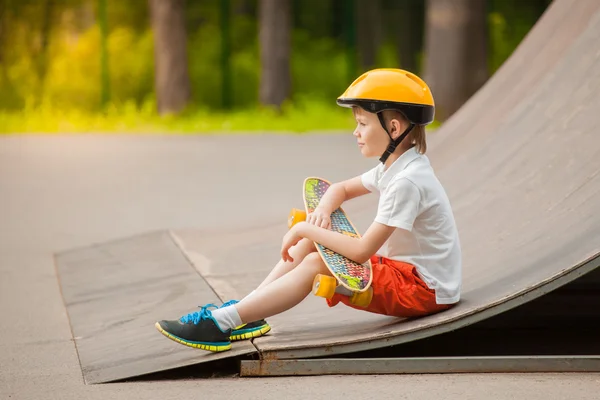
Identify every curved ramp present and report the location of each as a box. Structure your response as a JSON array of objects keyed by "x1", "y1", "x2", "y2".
[
  {"x1": 54, "y1": 0, "x2": 600, "y2": 382},
  {"x1": 188, "y1": 0, "x2": 600, "y2": 358}
]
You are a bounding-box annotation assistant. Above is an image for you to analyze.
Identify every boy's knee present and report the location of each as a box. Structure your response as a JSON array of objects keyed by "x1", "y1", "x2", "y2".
[
  {"x1": 299, "y1": 238, "x2": 316, "y2": 252},
  {"x1": 304, "y1": 252, "x2": 321, "y2": 262},
  {"x1": 301, "y1": 252, "x2": 327, "y2": 273}
]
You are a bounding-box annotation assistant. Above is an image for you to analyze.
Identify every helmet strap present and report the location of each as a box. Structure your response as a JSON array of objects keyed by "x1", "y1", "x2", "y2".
[{"x1": 377, "y1": 112, "x2": 415, "y2": 164}]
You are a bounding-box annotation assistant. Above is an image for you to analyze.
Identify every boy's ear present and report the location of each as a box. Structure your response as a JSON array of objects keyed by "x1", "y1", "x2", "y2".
[{"x1": 390, "y1": 118, "x2": 401, "y2": 139}]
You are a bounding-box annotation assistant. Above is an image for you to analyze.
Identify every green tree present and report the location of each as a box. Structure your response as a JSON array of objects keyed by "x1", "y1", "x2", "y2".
[
  {"x1": 356, "y1": 0, "x2": 383, "y2": 71},
  {"x1": 259, "y1": 0, "x2": 291, "y2": 109},
  {"x1": 149, "y1": 0, "x2": 191, "y2": 115},
  {"x1": 423, "y1": 0, "x2": 488, "y2": 121}
]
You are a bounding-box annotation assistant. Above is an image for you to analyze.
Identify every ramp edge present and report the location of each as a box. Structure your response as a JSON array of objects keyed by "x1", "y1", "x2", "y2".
[
  {"x1": 258, "y1": 252, "x2": 600, "y2": 360},
  {"x1": 240, "y1": 356, "x2": 600, "y2": 377}
]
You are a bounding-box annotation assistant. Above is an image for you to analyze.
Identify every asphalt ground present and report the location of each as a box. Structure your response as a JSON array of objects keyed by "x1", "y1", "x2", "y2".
[{"x1": 1, "y1": 134, "x2": 599, "y2": 399}]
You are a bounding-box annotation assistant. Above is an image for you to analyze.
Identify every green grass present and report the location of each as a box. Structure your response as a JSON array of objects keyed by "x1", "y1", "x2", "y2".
[
  {"x1": 0, "y1": 99, "x2": 441, "y2": 135},
  {"x1": 0, "y1": 100, "x2": 351, "y2": 134}
]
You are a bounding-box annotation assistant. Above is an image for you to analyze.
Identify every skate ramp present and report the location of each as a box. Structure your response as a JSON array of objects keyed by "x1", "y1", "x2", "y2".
[
  {"x1": 54, "y1": 231, "x2": 258, "y2": 384},
  {"x1": 54, "y1": 0, "x2": 600, "y2": 383},
  {"x1": 197, "y1": 0, "x2": 600, "y2": 359}
]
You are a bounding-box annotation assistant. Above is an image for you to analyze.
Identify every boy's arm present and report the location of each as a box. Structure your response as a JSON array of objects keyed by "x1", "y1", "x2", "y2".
[
  {"x1": 293, "y1": 220, "x2": 395, "y2": 265},
  {"x1": 316, "y1": 176, "x2": 371, "y2": 214}
]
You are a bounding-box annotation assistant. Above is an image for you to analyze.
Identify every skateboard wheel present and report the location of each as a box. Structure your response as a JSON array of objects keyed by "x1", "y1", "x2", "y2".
[
  {"x1": 288, "y1": 208, "x2": 307, "y2": 229},
  {"x1": 350, "y1": 287, "x2": 373, "y2": 308},
  {"x1": 313, "y1": 274, "x2": 337, "y2": 299}
]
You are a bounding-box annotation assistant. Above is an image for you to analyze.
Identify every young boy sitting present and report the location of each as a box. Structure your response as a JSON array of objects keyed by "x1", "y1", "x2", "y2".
[{"x1": 155, "y1": 68, "x2": 462, "y2": 352}]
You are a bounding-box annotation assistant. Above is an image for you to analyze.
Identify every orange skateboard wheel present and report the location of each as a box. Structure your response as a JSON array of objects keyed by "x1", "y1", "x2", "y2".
[
  {"x1": 313, "y1": 274, "x2": 337, "y2": 299},
  {"x1": 288, "y1": 208, "x2": 307, "y2": 229},
  {"x1": 350, "y1": 287, "x2": 373, "y2": 307}
]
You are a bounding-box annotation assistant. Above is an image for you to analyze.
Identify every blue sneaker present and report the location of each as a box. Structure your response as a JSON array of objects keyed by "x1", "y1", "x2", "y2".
[
  {"x1": 221, "y1": 300, "x2": 272, "y2": 341},
  {"x1": 155, "y1": 304, "x2": 232, "y2": 352}
]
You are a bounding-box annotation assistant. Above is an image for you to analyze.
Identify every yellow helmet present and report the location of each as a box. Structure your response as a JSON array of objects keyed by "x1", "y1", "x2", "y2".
[{"x1": 337, "y1": 68, "x2": 435, "y2": 125}]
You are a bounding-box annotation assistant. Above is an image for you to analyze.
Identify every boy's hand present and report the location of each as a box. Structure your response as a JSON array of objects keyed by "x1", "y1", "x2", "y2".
[
  {"x1": 281, "y1": 224, "x2": 304, "y2": 262},
  {"x1": 307, "y1": 207, "x2": 331, "y2": 229}
]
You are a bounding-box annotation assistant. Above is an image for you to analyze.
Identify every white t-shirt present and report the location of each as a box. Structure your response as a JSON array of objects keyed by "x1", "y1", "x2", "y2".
[{"x1": 361, "y1": 147, "x2": 462, "y2": 304}]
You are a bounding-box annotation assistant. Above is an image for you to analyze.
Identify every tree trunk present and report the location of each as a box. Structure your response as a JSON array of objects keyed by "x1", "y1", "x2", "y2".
[
  {"x1": 259, "y1": 0, "x2": 291, "y2": 109},
  {"x1": 149, "y1": 0, "x2": 191, "y2": 115},
  {"x1": 395, "y1": 0, "x2": 424, "y2": 73},
  {"x1": 75, "y1": 0, "x2": 95, "y2": 32},
  {"x1": 356, "y1": 0, "x2": 382, "y2": 71},
  {"x1": 465, "y1": 0, "x2": 488, "y2": 97},
  {"x1": 36, "y1": 0, "x2": 53, "y2": 98},
  {"x1": 423, "y1": 0, "x2": 488, "y2": 121},
  {"x1": 0, "y1": 2, "x2": 4, "y2": 66}
]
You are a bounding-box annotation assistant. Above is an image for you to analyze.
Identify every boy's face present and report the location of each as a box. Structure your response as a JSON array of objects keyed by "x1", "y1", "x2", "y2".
[{"x1": 352, "y1": 107, "x2": 393, "y2": 158}]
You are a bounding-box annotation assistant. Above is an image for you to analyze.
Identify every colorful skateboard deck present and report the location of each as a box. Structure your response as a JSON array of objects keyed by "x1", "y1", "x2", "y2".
[{"x1": 302, "y1": 177, "x2": 373, "y2": 292}]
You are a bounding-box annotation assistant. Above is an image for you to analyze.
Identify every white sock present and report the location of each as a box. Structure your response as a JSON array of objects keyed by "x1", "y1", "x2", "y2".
[{"x1": 211, "y1": 305, "x2": 242, "y2": 331}]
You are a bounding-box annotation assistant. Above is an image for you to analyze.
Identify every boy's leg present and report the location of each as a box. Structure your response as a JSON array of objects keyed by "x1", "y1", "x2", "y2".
[
  {"x1": 155, "y1": 252, "x2": 330, "y2": 351},
  {"x1": 234, "y1": 252, "x2": 328, "y2": 324},
  {"x1": 216, "y1": 238, "x2": 316, "y2": 341},
  {"x1": 253, "y1": 238, "x2": 316, "y2": 291}
]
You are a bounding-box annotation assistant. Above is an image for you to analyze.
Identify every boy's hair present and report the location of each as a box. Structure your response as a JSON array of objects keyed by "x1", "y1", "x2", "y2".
[{"x1": 382, "y1": 110, "x2": 427, "y2": 154}]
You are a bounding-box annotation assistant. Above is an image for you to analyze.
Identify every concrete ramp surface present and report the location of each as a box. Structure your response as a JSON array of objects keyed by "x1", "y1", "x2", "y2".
[{"x1": 53, "y1": 0, "x2": 600, "y2": 383}]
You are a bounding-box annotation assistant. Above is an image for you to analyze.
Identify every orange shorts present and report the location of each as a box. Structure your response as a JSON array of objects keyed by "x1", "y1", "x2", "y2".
[{"x1": 326, "y1": 256, "x2": 453, "y2": 318}]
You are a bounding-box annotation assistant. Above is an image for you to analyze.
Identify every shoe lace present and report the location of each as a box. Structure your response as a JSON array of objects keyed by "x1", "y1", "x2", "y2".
[
  {"x1": 220, "y1": 299, "x2": 239, "y2": 308},
  {"x1": 180, "y1": 303, "x2": 218, "y2": 324}
]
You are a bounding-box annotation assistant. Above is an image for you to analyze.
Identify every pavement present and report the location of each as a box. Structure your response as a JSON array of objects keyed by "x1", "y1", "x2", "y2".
[
  {"x1": 1, "y1": 134, "x2": 599, "y2": 399},
  {"x1": 3, "y1": 0, "x2": 600, "y2": 397}
]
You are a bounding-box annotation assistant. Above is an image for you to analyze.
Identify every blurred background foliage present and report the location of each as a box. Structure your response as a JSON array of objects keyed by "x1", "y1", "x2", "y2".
[{"x1": 0, "y1": 0, "x2": 551, "y2": 133}]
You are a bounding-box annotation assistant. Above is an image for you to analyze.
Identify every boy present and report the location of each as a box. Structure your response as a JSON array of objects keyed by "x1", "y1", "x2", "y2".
[{"x1": 155, "y1": 68, "x2": 462, "y2": 352}]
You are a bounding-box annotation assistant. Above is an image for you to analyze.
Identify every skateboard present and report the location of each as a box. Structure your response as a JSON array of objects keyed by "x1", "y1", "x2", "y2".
[{"x1": 288, "y1": 177, "x2": 373, "y2": 307}]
